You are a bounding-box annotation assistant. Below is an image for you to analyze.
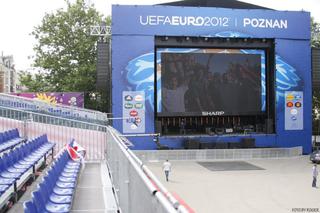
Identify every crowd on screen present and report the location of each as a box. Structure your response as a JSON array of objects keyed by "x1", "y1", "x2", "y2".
[{"x1": 161, "y1": 53, "x2": 261, "y2": 114}]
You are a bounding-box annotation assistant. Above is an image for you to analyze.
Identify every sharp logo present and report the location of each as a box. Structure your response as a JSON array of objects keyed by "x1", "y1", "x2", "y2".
[{"x1": 202, "y1": 111, "x2": 225, "y2": 116}]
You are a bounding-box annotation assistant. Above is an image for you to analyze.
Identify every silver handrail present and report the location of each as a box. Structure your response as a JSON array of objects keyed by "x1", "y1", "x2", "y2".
[
  {"x1": 0, "y1": 105, "x2": 107, "y2": 128},
  {"x1": 0, "y1": 93, "x2": 108, "y2": 123},
  {"x1": 107, "y1": 126, "x2": 190, "y2": 213}
]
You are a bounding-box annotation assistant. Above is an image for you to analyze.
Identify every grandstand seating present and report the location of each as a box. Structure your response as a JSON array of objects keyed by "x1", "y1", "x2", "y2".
[
  {"x1": 0, "y1": 128, "x2": 25, "y2": 154},
  {"x1": 0, "y1": 134, "x2": 55, "y2": 210},
  {"x1": 24, "y1": 149, "x2": 81, "y2": 213}
]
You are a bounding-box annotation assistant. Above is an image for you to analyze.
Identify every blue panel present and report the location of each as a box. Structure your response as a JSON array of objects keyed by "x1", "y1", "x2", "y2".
[
  {"x1": 112, "y1": 36, "x2": 155, "y2": 134},
  {"x1": 274, "y1": 39, "x2": 312, "y2": 154},
  {"x1": 125, "y1": 136, "x2": 158, "y2": 150},
  {"x1": 112, "y1": 5, "x2": 310, "y2": 39},
  {"x1": 127, "y1": 134, "x2": 278, "y2": 150}
]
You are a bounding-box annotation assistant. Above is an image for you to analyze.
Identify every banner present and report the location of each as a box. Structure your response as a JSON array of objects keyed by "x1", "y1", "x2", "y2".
[
  {"x1": 11, "y1": 92, "x2": 84, "y2": 108},
  {"x1": 112, "y1": 5, "x2": 310, "y2": 39}
]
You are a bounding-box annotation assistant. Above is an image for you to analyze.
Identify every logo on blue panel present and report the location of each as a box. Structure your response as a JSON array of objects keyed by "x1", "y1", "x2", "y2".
[
  {"x1": 124, "y1": 103, "x2": 133, "y2": 109},
  {"x1": 124, "y1": 95, "x2": 133, "y2": 101}
]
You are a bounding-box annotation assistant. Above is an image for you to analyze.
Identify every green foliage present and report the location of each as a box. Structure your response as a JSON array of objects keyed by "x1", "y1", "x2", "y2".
[
  {"x1": 18, "y1": 70, "x2": 52, "y2": 92},
  {"x1": 313, "y1": 91, "x2": 320, "y2": 134},
  {"x1": 314, "y1": 91, "x2": 320, "y2": 120},
  {"x1": 311, "y1": 17, "x2": 320, "y2": 48},
  {"x1": 312, "y1": 17, "x2": 320, "y2": 134},
  {"x1": 21, "y1": 0, "x2": 110, "y2": 111}
]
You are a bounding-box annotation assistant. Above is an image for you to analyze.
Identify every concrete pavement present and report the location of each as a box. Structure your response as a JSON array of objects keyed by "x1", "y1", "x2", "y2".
[{"x1": 146, "y1": 156, "x2": 320, "y2": 213}]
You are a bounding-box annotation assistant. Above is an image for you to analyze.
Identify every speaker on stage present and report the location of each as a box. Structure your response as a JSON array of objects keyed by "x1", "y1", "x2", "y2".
[
  {"x1": 228, "y1": 142, "x2": 241, "y2": 149},
  {"x1": 184, "y1": 140, "x2": 200, "y2": 149},
  {"x1": 215, "y1": 142, "x2": 228, "y2": 149},
  {"x1": 241, "y1": 138, "x2": 255, "y2": 148},
  {"x1": 200, "y1": 142, "x2": 215, "y2": 149},
  {"x1": 155, "y1": 121, "x2": 162, "y2": 135},
  {"x1": 265, "y1": 119, "x2": 274, "y2": 134}
]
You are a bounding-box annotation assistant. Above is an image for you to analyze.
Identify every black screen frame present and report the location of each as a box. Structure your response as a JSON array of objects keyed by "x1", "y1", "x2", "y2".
[
  {"x1": 157, "y1": 51, "x2": 263, "y2": 116},
  {"x1": 154, "y1": 36, "x2": 276, "y2": 132}
]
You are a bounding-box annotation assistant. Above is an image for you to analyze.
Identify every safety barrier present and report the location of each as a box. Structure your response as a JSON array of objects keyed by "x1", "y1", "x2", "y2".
[
  {"x1": 0, "y1": 106, "x2": 107, "y2": 161},
  {"x1": 0, "y1": 93, "x2": 108, "y2": 125},
  {"x1": 0, "y1": 106, "x2": 194, "y2": 212},
  {"x1": 106, "y1": 126, "x2": 189, "y2": 213},
  {"x1": 134, "y1": 146, "x2": 303, "y2": 162},
  {"x1": 313, "y1": 135, "x2": 320, "y2": 145}
]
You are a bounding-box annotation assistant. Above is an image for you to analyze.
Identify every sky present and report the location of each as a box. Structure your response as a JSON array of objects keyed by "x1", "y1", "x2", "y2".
[{"x1": 0, "y1": 0, "x2": 319, "y2": 71}]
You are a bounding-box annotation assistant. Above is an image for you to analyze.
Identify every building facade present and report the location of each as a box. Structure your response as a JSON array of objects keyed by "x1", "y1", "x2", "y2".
[{"x1": 0, "y1": 55, "x2": 16, "y2": 93}]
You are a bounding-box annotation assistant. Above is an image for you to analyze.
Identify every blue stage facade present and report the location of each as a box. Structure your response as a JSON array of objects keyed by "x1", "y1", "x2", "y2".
[{"x1": 111, "y1": 5, "x2": 311, "y2": 153}]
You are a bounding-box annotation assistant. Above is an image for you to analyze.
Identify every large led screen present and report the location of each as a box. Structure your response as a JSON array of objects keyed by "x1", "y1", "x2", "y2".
[{"x1": 156, "y1": 48, "x2": 265, "y2": 116}]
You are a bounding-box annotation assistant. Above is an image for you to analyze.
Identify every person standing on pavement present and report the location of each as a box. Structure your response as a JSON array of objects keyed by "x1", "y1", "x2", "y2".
[
  {"x1": 312, "y1": 164, "x2": 318, "y2": 188},
  {"x1": 163, "y1": 159, "x2": 172, "y2": 182}
]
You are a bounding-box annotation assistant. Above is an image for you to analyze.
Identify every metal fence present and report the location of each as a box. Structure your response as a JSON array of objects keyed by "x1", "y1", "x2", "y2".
[
  {"x1": 0, "y1": 93, "x2": 109, "y2": 125},
  {"x1": 134, "y1": 146, "x2": 303, "y2": 162},
  {"x1": 0, "y1": 106, "x2": 190, "y2": 212},
  {"x1": 106, "y1": 127, "x2": 189, "y2": 213},
  {"x1": 313, "y1": 135, "x2": 320, "y2": 143},
  {"x1": 0, "y1": 106, "x2": 107, "y2": 161}
]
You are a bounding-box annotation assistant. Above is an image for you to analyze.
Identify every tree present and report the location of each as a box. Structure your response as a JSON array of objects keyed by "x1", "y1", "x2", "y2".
[
  {"x1": 313, "y1": 91, "x2": 320, "y2": 135},
  {"x1": 312, "y1": 17, "x2": 320, "y2": 134},
  {"x1": 18, "y1": 70, "x2": 52, "y2": 92},
  {"x1": 20, "y1": 0, "x2": 106, "y2": 110},
  {"x1": 311, "y1": 17, "x2": 320, "y2": 48}
]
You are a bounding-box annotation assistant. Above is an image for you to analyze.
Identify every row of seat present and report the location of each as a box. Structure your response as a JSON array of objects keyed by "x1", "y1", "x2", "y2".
[
  {"x1": 0, "y1": 128, "x2": 25, "y2": 154},
  {"x1": 24, "y1": 148, "x2": 81, "y2": 213},
  {"x1": 0, "y1": 134, "x2": 55, "y2": 209}
]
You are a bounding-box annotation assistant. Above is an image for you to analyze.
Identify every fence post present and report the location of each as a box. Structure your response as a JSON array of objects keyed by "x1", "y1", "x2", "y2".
[{"x1": 23, "y1": 113, "x2": 33, "y2": 140}]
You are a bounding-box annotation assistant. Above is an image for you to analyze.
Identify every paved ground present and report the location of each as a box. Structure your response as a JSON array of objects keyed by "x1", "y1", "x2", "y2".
[
  {"x1": 71, "y1": 163, "x2": 106, "y2": 213},
  {"x1": 146, "y1": 156, "x2": 320, "y2": 213}
]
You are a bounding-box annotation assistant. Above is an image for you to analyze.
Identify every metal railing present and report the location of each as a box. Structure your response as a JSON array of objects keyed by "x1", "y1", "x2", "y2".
[
  {"x1": 0, "y1": 106, "x2": 190, "y2": 212},
  {"x1": 313, "y1": 135, "x2": 320, "y2": 143},
  {"x1": 0, "y1": 106, "x2": 107, "y2": 161},
  {"x1": 134, "y1": 146, "x2": 303, "y2": 162},
  {"x1": 106, "y1": 127, "x2": 189, "y2": 213},
  {"x1": 0, "y1": 93, "x2": 109, "y2": 125}
]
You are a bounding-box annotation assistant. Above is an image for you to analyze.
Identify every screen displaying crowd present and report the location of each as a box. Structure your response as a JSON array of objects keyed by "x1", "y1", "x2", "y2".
[{"x1": 159, "y1": 50, "x2": 262, "y2": 116}]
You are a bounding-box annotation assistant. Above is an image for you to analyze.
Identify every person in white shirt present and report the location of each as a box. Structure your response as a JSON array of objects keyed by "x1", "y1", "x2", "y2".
[
  {"x1": 162, "y1": 76, "x2": 188, "y2": 113},
  {"x1": 312, "y1": 164, "x2": 318, "y2": 188},
  {"x1": 163, "y1": 159, "x2": 172, "y2": 182}
]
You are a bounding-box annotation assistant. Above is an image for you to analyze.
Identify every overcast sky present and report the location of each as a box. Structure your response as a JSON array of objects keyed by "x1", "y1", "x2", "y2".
[{"x1": 0, "y1": 0, "x2": 319, "y2": 71}]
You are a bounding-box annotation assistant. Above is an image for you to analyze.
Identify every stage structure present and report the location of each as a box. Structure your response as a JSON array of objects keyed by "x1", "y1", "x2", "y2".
[{"x1": 111, "y1": 5, "x2": 311, "y2": 153}]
